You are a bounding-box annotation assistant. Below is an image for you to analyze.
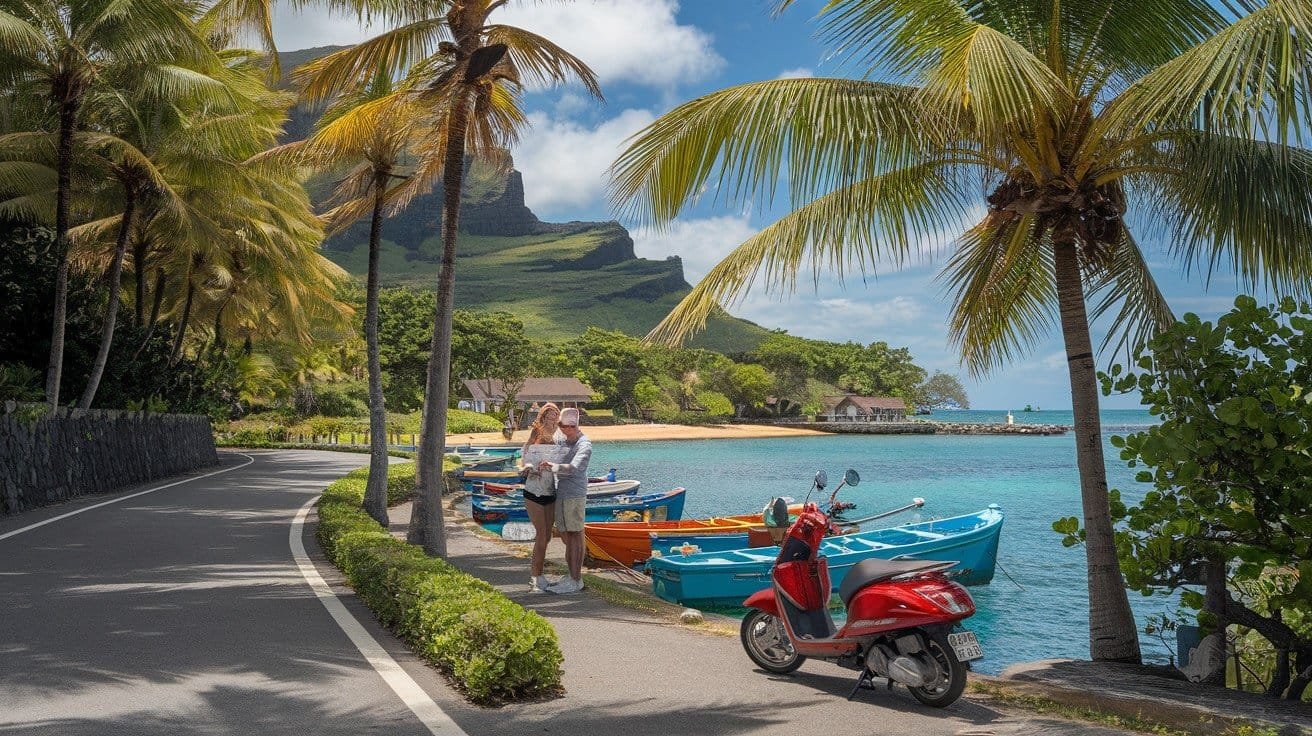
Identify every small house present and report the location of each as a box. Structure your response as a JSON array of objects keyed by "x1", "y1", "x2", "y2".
[
  {"x1": 819, "y1": 394, "x2": 907, "y2": 423},
  {"x1": 461, "y1": 377, "x2": 595, "y2": 425}
]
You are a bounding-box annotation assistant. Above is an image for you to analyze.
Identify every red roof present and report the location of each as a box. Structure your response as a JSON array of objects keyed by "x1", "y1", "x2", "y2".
[
  {"x1": 463, "y1": 377, "x2": 594, "y2": 403},
  {"x1": 824, "y1": 394, "x2": 906, "y2": 412}
]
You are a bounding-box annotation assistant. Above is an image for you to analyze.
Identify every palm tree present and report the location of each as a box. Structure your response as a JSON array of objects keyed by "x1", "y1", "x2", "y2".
[
  {"x1": 259, "y1": 75, "x2": 424, "y2": 527},
  {"x1": 300, "y1": 0, "x2": 601, "y2": 555},
  {"x1": 0, "y1": 0, "x2": 216, "y2": 407},
  {"x1": 611, "y1": 0, "x2": 1312, "y2": 663}
]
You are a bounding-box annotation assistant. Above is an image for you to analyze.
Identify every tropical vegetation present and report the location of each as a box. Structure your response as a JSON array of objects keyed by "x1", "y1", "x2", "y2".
[
  {"x1": 1091, "y1": 297, "x2": 1312, "y2": 700},
  {"x1": 611, "y1": 0, "x2": 1312, "y2": 663},
  {"x1": 317, "y1": 460, "x2": 563, "y2": 703}
]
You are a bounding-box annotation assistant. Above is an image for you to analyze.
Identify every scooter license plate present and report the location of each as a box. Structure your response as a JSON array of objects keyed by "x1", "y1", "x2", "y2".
[{"x1": 948, "y1": 630, "x2": 983, "y2": 661}]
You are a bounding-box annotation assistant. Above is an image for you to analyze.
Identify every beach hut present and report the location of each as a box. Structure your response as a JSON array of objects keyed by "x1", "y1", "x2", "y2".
[
  {"x1": 819, "y1": 394, "x2": 907, "y2": 423},
  {"x1": 462, "y1": 377, "x2": 595, "y2": 426}
]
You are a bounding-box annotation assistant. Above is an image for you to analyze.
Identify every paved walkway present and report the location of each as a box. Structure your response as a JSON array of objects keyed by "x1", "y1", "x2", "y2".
[
  {"x1": 1, "y1": 449, "x2": 1130, "y2": 736},
  {"x1": 393, "y1": 501, "x2": 1131, "y2": 736}
]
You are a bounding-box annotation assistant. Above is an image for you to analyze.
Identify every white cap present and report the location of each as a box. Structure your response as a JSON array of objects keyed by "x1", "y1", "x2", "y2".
[{"x1": 559, "y1": 408, "x2": 580, "y2": 426}]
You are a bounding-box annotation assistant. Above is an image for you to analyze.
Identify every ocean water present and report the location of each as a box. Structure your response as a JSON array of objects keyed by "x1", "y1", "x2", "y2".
[{"x1": 595, "y1": 409, "x2": 1178, "y2": 674}]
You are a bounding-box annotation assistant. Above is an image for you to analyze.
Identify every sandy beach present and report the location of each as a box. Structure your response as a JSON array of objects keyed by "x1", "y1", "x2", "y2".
[{"x1": 446, "y1": 422, "x2": 829, "y2": 446}]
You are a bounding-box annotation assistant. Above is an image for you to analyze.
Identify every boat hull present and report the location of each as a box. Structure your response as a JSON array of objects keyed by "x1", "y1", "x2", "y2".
[
  {"x1": 481, "y1": 479, "x2": 640, "y2": 499},
  {"x1": 647, "y1": 507, "x2": 1004, "y2": 606},
  {"x1": 584, "y1": 515, "x2": 765, "y2": 567}
]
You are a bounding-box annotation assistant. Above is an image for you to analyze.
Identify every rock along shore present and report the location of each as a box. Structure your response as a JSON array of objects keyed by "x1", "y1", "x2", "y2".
[{"x1": 791, "y1": 421, "x2": 1070, "y2": 436}]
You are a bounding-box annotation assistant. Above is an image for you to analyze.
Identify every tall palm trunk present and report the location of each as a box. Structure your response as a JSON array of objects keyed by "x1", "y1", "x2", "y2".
[
  {"x1": 78, "y1": 191, "x2": 136, "y2": 409},
  {"x1": 363, "y1": 173, "x2": 390, "y2": 527},
  {"x1": 133, "y1": 239, "x2": 147, "y2": 327},
  {"x1": 131, "y1": 269, "x2": 166, "y2": 363},
  {"x1": 409, "y1": 94, "x2": 471, "y2": 556},
  {"x1": 45, "y1": 97, "x2": 78, "y2": 408},
  {"x1": 170, "y1": 278, "x2": 195, "y2": 365},
  {"x1": 1053, "y1": 238, "x2": 1142, "y2": 663}
]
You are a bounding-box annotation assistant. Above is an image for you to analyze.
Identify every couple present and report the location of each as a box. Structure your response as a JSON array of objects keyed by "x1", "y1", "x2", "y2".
[{"x1": 519, "y1": 403, "x2": 590, "y2": 595}]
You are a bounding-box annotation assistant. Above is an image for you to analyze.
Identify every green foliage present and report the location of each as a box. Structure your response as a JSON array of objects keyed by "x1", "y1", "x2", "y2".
[
  {"x1": 748, "y1": 333, "x2": 927, "y2": 413},
  {"x1": 0, "y1": 363, "x2": 42, "y2": 402},
  {"x1": 1101, "y1": 296, "x2": 1312, "y2": 695},
  {"x1": 316, "y1": 462, "x2": 562, "y2": 702},
  {"x1": 917, "y1": 371, "x2": 971, "y2": 410},
  {"x1": 445, "y1": 408, "x2": 502, "y2": 435},
  {"x1": 718, "y1": 363, "x2": 774, "y2": 413}
]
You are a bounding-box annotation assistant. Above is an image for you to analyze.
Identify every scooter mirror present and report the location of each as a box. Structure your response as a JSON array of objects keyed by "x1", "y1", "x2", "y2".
[
  {"x1": 844, "y1": 469, "x2": 860, "y2": 487},
  {"x1": 814, "y1": 470, "x2": 828, "y2": 490}
]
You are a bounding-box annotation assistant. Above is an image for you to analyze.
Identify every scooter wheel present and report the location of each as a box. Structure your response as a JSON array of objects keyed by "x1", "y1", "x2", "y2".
[
  {"x1": 907, "y1": 631, "x2": 967, "y2": 707},
  {"x1": 740, "y1": 609, "x2": 804, "y2": 674}
]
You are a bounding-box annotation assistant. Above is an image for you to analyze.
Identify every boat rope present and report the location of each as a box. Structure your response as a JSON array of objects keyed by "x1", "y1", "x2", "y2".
[
  {"x1": 989, "y1": 547, "x2": 1025, "y2": 591},
  {"x1": 586, "y1": 539, "x2": 650, "y2": 585}
]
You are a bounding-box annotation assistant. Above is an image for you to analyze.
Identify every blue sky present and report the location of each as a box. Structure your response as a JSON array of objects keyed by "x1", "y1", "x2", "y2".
[{"x1": 272, "y1": 0, "x2": 1256, "y2": 410}]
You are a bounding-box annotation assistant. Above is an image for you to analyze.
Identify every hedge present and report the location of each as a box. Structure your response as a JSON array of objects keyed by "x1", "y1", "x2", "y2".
[{"x1": 315, "y1": 462, "x2": 563, "y2": 703}]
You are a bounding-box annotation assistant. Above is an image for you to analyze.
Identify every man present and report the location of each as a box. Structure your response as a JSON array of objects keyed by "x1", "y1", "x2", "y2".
[{"x1": 538, "y1": 407, "x2": 590, "y2": 594}]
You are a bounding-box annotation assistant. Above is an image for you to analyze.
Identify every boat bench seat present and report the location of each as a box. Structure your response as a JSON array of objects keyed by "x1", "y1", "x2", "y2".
[{"x1": 838, "y1": 558, "x2": 951, "y2": 607}]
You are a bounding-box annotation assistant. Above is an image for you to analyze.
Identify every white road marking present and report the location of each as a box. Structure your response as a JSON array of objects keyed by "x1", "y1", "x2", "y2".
[
  {"x1": 0, "y1": 453, "x2": 256, "y2": 542},
  {"x1": 289, "y1": 496, "x2": 469, "y2": 736}
]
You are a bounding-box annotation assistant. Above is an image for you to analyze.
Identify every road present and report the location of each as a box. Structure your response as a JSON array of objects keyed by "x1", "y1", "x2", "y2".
[{"x1": 0, "y1": 450, "x2": 1128, "y2": 736}]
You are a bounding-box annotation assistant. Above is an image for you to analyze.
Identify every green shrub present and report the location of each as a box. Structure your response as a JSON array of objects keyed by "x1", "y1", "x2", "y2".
[
  {"x1": 315, "y1": 462, "x2": 562, "y2": 703},
  {"x1": 446, "y1": 408, "x2": 502, "y2": 434}
]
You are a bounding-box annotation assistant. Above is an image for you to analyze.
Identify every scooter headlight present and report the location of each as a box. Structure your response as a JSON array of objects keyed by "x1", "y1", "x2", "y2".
[{"x1": 913, "y1": 585, "x2": 972, "y2": 614}]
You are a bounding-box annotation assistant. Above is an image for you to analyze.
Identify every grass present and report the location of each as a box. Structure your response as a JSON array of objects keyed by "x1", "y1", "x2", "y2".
[
  {"x1": 968, "y1": 680, "x2": 1284, "y2": 736},
  {"x1": 324, "y1": 228, "x2": 770, "y2": 354}
]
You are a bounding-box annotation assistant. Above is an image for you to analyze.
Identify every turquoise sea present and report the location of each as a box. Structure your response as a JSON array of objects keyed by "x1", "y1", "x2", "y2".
[{"x1": 595, "y1": 409, "x2": 1177, "y2": 675}]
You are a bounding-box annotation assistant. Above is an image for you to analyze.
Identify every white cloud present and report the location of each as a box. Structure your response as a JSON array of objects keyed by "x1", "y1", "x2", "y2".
[
  {"x1": 271, "y1": 8, "x2": 376, "y2": 51},
  {"x1": 273, "y1": 0, "x2": 723, "y2": 92},
  {"x1": 816, "y1": 296, "x2": 925, "y2": 328},
  {"x1": 632, "y1": 216, "x2": 758, "y2": 282},
  {"x1": 512, "y1": 108, "x2": 656, "y2": 215},
  {"x1": 499, "y1": 0, "x2": 724, "y2": 89},
  {"x1": 776, "y1": 67, "x2": 814, "y2": 79}
]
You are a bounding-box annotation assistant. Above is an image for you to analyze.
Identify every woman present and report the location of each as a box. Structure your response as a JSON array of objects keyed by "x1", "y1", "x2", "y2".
[{"x1": 519, "y1": 402, "x2": 561, "y2": 592}]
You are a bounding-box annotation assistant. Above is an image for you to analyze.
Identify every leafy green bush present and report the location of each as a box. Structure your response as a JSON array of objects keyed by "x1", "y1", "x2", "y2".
[
  {"x1": 316, "y1": 462, "x2": 562, "y2": 703},
  {"x1": 446, "y1": 408, "x2": 502, "y2": 434}
]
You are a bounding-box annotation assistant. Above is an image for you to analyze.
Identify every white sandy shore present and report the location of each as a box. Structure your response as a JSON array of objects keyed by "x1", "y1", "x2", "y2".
[{"x1": 446, "y1": 422, "x2": 829, "y2": 446}]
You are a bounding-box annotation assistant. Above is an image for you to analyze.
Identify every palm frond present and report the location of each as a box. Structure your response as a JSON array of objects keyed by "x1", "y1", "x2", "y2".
[
  {"x1": 294, "y1": 20, "x2": 449, "y2": 103},
  {"x1": 483, "y1": 24, "x2": 601, "y2": 99},
  {"x1": 1086, "y1": 228, "x2": 1175, "y2": 359},
  {"x1": 647, "y1": 162, "x2": 969, "y2": 346},
  {"x1": 610, "y1": 78, "x2": 939, "y2": 225},
  {"x1": 942, "y1": 213, "x2": 1056, "y2": 375},
  {"x1": 1098, "y1": 0, "x2": 1312, "y2": 142},
  {"x1": 1133, "y1": 132, "x2": 1312, "y2": 296}
]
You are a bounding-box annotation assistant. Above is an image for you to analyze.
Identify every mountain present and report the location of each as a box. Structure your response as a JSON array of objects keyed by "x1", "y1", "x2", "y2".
[{"x1": 277, "y1": 46, "x2": 770, "y2": 353}]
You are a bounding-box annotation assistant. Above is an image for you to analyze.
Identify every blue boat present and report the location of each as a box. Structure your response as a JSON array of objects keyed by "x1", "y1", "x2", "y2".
[
  {"x1": 472, "y1": 488, "x2": 687, "y2": 525},
  {"x1": 646, "y1": 506, "x2": 1003, "y2": 607}
]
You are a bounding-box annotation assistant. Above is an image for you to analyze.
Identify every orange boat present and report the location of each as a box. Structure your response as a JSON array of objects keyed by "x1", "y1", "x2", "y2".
[{"x1": 585, "y1": 512, "x2": 793, "y2": 567}]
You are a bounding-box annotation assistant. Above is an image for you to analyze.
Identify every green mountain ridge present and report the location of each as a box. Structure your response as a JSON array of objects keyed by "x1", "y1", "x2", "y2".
[{"x1": 278, "y1": 46, "x2": 771, "y2": 354}]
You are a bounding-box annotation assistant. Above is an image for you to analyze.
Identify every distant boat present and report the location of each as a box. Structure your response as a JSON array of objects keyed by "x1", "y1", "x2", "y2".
[
  {"x1": 646, "y1": 506, "x2": 1004, "y2": 607},
  {"x1": 472, "y1": 487, "x2": 687, "y2": 525}
]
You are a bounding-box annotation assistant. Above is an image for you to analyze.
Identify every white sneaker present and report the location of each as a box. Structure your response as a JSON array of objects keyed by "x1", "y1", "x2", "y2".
[
  {"x1": 547, "y1": 577, "x2": 583, "y2": 595},
  {"x1": 529, "y1": 575, "x2": 550, "y2": 593}
]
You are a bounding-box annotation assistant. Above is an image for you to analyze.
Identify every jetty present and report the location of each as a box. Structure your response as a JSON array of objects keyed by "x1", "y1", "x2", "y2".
[{"x1": 778, "y1": 421, "x2": 1070, "y2": 436}]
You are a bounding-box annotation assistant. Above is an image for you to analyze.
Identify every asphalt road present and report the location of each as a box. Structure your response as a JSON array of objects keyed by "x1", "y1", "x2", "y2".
[
  {"x1": 0, "y1": 450, "x2": 450, "y2": 736},
  {"x1": 0, "y1": 450, "x2": 1130, "y2": 736}
]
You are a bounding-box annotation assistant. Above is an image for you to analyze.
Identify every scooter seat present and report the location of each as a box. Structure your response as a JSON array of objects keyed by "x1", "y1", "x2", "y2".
[{"x1": 838, "y1": 558, "x2": 951, "y2": 607}]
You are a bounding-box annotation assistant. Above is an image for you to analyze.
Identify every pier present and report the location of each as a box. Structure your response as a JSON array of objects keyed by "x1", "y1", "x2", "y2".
[{"x1": 780, "y1": 421, "x2": 1070, "y2": 436}]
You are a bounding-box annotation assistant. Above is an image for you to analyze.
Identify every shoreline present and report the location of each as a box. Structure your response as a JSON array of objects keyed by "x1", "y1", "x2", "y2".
[{"x1": 446, "y1": 422, "x2": 831, "y2": 446}]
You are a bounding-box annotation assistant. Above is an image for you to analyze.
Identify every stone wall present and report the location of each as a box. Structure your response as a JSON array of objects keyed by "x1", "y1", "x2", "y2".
[
  {"x1": 787, "y1": 421, "x2": 1070, "y2": 436},
  {"x1": 0, "y1": 405, "x2": 218, "y2": 515}
]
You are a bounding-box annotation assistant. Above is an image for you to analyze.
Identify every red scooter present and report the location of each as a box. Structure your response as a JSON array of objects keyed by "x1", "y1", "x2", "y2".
[{"x1": 740, "y1": 470, "x2": 982, "y2": 708}]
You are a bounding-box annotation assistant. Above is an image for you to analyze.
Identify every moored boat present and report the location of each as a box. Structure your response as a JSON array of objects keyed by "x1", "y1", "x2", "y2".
[
  {"x1": 585, "y1": 515, "x2": 767, "y2": 567},
  {"x1": 646, "y1": 506, "x2": 1003, "y2": 606},
  {"x1": 472, "y1": 487, "x2": 687, "y2": 525}
]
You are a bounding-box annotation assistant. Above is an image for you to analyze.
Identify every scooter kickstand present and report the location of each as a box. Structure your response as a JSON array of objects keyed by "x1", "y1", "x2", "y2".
[{"x1": 846, "y1": 669, "x2": 876, "y2": 701}]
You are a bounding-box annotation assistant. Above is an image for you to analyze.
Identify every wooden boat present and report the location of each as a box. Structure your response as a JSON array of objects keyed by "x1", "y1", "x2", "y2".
[
  {"x1": 472, "y1": 488, "x2": 687, "y2": 525},
  {"x1": 584, "y1": 503, "x2": 808, "y2": 567},
  {"x1": 647, "y1": 506, "x2": 1004, "y2": 606},
  {"x1": 460, "y1": 454, "x2": 511, "y2": 470},
  {"x1": 479, "y1": 478, "x2": 641, "y2": 499},
  {"x1": 584, "y1": 515, "x2": 768, "y2": 567}
]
